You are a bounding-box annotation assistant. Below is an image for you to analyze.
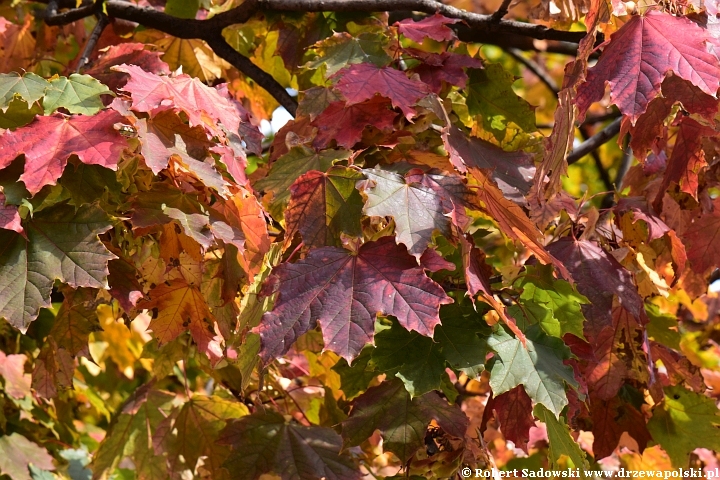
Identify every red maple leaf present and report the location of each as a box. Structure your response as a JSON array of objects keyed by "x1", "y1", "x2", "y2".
[
  {"x1": 682, "y1": 198, "x2": 720, "y2": 275},
  {"x1": 85, "y1": 43, "x2": 170, "y2": 91},
  {"x1": 591, "y1": 396, "x2": 651, "y2": 459},
  {"x1": 0, "y1": 193, "x2": 22, "y2": 236},
  {"x1": 406, "y1": 49, "x2": 483, "y2": 93},
  {"x1": 254, "y1": 236, "x2": 452, "y2": 362},
  {"x1": 576, "y1": 11, "x2": 720, "y2": 123},
  {"x1": 333, "y1": 63, "x2": 430, "y2": 120},
  {"x1": 0, "y1": 110, "x2": 128, "y2": 195},
  {"x1": 395, "y1": 13, "x2": 459, "y2": 43},
  {"x1": 312, "y1": 97, "x2": 397, "y2": 149},
  {"x1": 115, "y1": 64, "x2": 241, "y2": 137},
  {"x1": 481, "y1": 386, "x2": 534, "y2": 451}
]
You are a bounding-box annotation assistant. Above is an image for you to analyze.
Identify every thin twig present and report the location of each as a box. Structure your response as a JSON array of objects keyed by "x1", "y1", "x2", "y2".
[
  {"x1": 567, "y1": 117, "x2": 622, "y2": 165},
  {"x1": 505, "y1": 47, "x2": 559, "y2": 94},
  {"x1": 76, "y1": 14, "x2": 109, "y2": 73},
  {"x1": 579, "y1": 124, "x2": 613, "y2": 192},
  {"x1": 614, "y1": 137, "x2": 633, "y2": 190},
  {"x1": 490, "y1": 0, "x2": 513, "y2": 22}
]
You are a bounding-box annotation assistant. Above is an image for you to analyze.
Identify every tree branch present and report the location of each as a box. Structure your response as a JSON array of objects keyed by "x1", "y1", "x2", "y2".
[
  {"x1": 259, "y1": 0, "x2": 586, "y2": 43},
  {"x1": 490, "y1": 0, "x2": 514, "y2": 22},
  {"x1": 76, "y1": 14, "x2": 109, "y2": 73},
  {"x1": 39, "y1": 0, "x2": 590, "y2": 117},
  {"x1": 205, "y1": 35, "x2": 298, "y2": 116},
  {"x1": 505, "y1": 48, "x2": 559, "y2": 94},
  {"x1": 567, "y1": 117, "x2": 622, "y2": 166}
]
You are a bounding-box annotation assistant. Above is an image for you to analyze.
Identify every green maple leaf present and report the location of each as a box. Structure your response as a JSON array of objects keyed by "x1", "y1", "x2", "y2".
[
  {"x1": 534, "y1": 404, "x2": 588, "y2": 470},
  {"x1": 219, "y1": 411, "x2": 360, "y2": 480},
  {"x1": 370, "y1": 300, "x2": 491, "y2": 396},
  {"x1": 513, "y1": 264, "x2": 587, "y2": 339},
  {"x1": 333, "y1": 346, "x2": 378, "y2": 400},
  {"x1": 647, "y1": 386, "x2": 720, "y2": 467},
  {"x1": 0, "y1": 203, "x2": 116, "y2": 332},
  {"x1": 43, "y1": 74, "x2": 113, "y2": 115},
  {"x1": 465, "y1": 64, "x2": 537, "y2": 140},
  {"x1": 488, "y1": 325, "x2": 576, "y2": 418},
  {"x1": 0, "y1": 433, "x2": 55, "y2": 480},
  {"x1": 0, "y1": 72, "x2": 49, "y2": 110},
  {"x1": 306, "y1": 31, "x2": 391, "y2": 77}
]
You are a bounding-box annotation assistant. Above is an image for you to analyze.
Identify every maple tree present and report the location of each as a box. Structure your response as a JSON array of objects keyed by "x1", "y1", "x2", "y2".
[{"x1": 1, "y1": 0, "x2": 720, "y2": 478}]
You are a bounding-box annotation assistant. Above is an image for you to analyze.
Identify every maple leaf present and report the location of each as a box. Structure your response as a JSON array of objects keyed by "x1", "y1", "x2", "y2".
[
  {"x1": 211, "y1": 187, "x2": 271, "y2": 281},
  {"x1": 488, "y1": 325, "x2": 577, "y2": 418},
  {"x1": 615, "y1": 197, "x2": 671, "y2": 242},
  {"x1": 219, "y1": 411, "x2": 360, "y2": 480},
  {"x1": 255, "y1": 146, "x2": 350, "y2": 218},
  {"x1": 0, "y1": 192, "x2": 22, "y2": 235},
  {"x1": 481, "y1": 386, "x2": 534, "y2": 451},
  {"x1": 655, "y1": 116, "x2": 716, "y2": 206},
  {"x1": 115, "y1": 64, "x2": 241, "y2": 137},
  {"x1": 0, "y1": 433, "x2": 55, "y2": 480},
  {"x1": 254, "y1": 236, "x2": 452, "y2": 362},
  {"x1": 85, "y1": 43, "x2": 170, "y2": 91},
  {"x1": 576, "y1": 11, "x2": 720, "y2": 123},
  {"x1": 42, "y1": 74, "x2": 113, "y2": 115},
  {"x1": 534, "y1": 404, "x2": 588, "y2": 469},
  {"x1": 410, "y1": 50, "x2": 483, "y2": 93},
  {"x1": 534, "y1": 88, "x2": 575, "y2": 199},
  {"x1": 49, "y1": 287, "x2": 100, "y2": 356},
  {"x1": 306, "y1": 32, "x2": 391, "y2": 77},
  {"x1": 333, "y1": 63, "x2": 430, "y2": 120},
  {"x1": 465, "y1": 65, "x2": 537, "y2": 139},
  {"x1": 546, "y1": 238, "x2": 647, "y2": 340},
  {"x1": 584, "y1": 306, "x2": 647, "y2": 400},
  {"x1": 107, "y1": 256, "x2": 143, "y2": 312},
  {"x1": 139, "y1": 280, "x2": 224, "y2": 364},
  {"x1": 0, "y1": 350, "x2": 31, "y2": 399},
  {"x1": 0, "y1": 109, "x2": 128, "y2": 195},
  {"x1": 591, "y1": 396, "x2": 650, "y2": 459},
  {"x1": 460, "y1": 234, "x2": 525, "y2": 342},
  {"x1": 93, "y1": 384, "x2": 175, "y2": 479},
  {"x1": 370, "y1": 300, "x2": 491, "y2": 396},
  {"x1": 472, "y1": 169, "x2": 571, "y2": 280},
  {"x1": 154, "y1": 396, "x2": 249, "y2": 479},
  {"x1": 0, "y1": 72, "x2": 49, "y2": 109},
  {"x1": 647, "y1": 386, "x2": 720, "y2": 467},
  {"x1": 442, "y1": 125, "x2": 534, "y2": 204},
  {"x1": 682, "y1": 199, "x2": 720, "y2": 276},
  {"x1": 32, "y1": 337, "x2": 74, "y2": 398},
  {"x1": 358, "y1": 168, "x2": 454, "y2": 259},
  {"x1": 341, "y1": 378, "x2": 468, "y2": 462},
  {"x1": 0, "y1": 203, "x2": 115, "y2": 331},
  {"x1": 312, "y1": 97, "x2": 397, "y2": 149},
  {"x1": 284, "y1": 166, "x2": 364, "y2": 248},
  {"x1": 513, "y1": 264, "x2": 587, "y2": 339},
  {"x1": 395, "y1": 13, "x2": 459, "y2": 43}
]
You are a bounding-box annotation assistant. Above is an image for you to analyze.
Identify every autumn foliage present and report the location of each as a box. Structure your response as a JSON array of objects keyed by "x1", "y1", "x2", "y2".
[{"x1": 1, "y1": 0, "x2": 720, "y2": 478}]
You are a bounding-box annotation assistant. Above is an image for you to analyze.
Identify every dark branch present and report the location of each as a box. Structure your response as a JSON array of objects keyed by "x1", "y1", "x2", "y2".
[
  {"x1": 567, "y1": 117, "x2": 622, "y2": 165},
  {"x1": 205, "y1": 36, "x2": 298, "y2": 116},
  {"x1": 39, "y1": 0, "x2": 590, "y2": 116},
  {"x1": 505, "y1": 48, "x2": 559, "y2": 94},
  {"x1": 76, "y1": 14, "x2": 109, "y2": 73},
  {"x1": 259, "y1": 0, "x2": 586, "y2": 43},
  {"x1": 490, "y1": 0, "x2": 514, "y2": 22}
]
